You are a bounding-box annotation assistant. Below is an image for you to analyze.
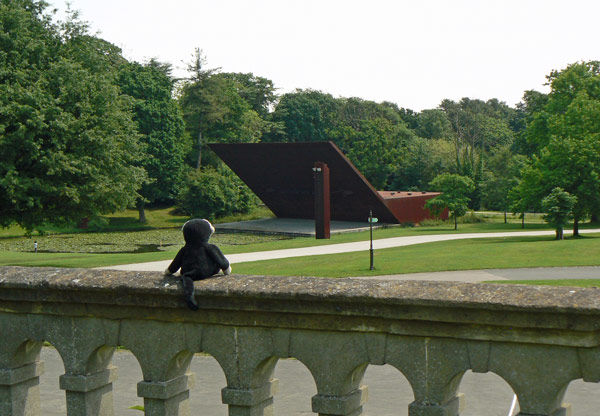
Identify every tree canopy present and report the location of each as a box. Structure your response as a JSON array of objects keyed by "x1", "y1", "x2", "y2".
[
  {"x1": 541, "y1": 187, "x2": 577, "y2": 240},
  {"x1": 426, "y1": 174, "x2": 475, "y2": 230},
  {"x1": 118, "y1": 59, "x2": 187, "y2": 221},
  {"x1": 177, "y1": 49, "x2": 271, "y2": 169},
  {"x1": 515, "y1": 61, "x2": 600, "y2": 234},
  {"x1": 4, "y1": 0, "x2": 600, "y2": 229},
  {"x1": 0, "y1": 0, "x2": 146, "y2": 231}
]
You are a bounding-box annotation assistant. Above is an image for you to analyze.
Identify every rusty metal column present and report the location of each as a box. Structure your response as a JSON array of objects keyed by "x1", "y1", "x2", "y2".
[{"x1": 313, "y1": 161, "x2": 330, "y2": 239}]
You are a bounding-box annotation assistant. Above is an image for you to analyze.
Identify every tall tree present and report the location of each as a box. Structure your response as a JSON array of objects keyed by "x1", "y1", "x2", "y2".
[
  {"x1": 178, "y1": 49, "x2": 265, "y2": 168},
  {"x1": 0, "y1": 0, "x2": 146, "y2": 232},
  {"x1": 541, "y1": 187, "x2": 577, "y2": 240},
  {"x1": 118, "y1": 59, "x2": 187, "y2": 222},
  {"x1": 416, "y1": 109, "x2": 453, "y2": 140},
  {"x1": 481, "y1": 145, "x2": 527, "y2": 221},
  {"x1": 439, "y1": 98, "x2": 517, "y2": 209},
  {"x1": 269, "y1": 91, "x2": 426, "y2": 190},
  {"x1": 337, "y1": 97, "x2": 401, "y2": 130},
  {"x1": 517, "y1": 61, "x2": 600, "y2": 235},
  {"x1": 425, "y1": 174, "x2": 475, "y2": 230},
  {"x1": 512, "y1": 90, "x2": 548, "y2": 156},
  {"x1": 395, "y1": 106, "x2": 420, "y2": 130},
  {"x1": 508, "y1": 162, "x2": 545, "y2": 228},
  {"x1": 267, "y1": 89, "x2": 339, "y2": 143},
  {"x1": 218, "y1": 72, "x2": 278, "y2": 118},
  {"x1": 331, "y1": 117, "x2": 416, "y2": 189}
]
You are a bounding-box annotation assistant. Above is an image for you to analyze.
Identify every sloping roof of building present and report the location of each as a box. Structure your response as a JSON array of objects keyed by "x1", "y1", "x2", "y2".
[{"x1": 209, "y1": 141, "x2": 401, "y2": 223}]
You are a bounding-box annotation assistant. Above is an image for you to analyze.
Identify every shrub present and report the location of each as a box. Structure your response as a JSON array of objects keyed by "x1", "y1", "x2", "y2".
[
  {"x1": 426, "y1": 173, "x2": 475, "y2": 230},
  {"x1": 457, "y1": 212, "x2": 487, "y2": 224},
  {"x1": 176, "y1": 167, "x2": 258, "y2": 220},
  {"x1": 541, "y1": 187, "x2": 577, "y2": 240},
  {"x1": 420, "y1": 218, "x2": 443, "y2": 227}
]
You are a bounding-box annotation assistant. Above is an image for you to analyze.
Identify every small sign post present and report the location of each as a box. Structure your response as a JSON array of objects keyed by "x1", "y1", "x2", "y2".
[{"x1": 369, "y1": 210, "x2": 378, "y2": 270}]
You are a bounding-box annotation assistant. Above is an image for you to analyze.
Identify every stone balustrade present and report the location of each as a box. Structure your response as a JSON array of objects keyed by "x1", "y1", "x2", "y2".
[{"x1": 1, "y1": 266, "x2": 600, "y2": 415}]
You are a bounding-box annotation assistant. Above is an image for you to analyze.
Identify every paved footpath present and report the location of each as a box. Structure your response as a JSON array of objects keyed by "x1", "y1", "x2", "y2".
[{"x1": 99, "y1": 229, "x2": 600, "y2": 282}]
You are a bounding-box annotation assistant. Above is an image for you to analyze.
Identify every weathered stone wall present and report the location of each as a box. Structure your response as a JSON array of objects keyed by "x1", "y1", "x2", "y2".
[{"x1": 1, "y1": 266, "x2": 600, "y2": 416}]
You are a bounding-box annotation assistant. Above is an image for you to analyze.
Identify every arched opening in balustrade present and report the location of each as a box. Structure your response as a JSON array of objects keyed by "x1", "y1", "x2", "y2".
[
  {"x1": 38, "y1": 341, "x2": 66, "y2": 416},
  {"x1": 110, "y1": 347, "x2": 145, "y2": 415},
  {"x1": 563, "y1": 378, "x2": 600, "y2": 415},
  {"x1": 458, "y1": 370, "x2": 519, "y2": 416},
  {"x1": 188, "y1": 352, "x2": 228, "y2": 415},
  {"x1": 362, "y1": 363, "x2": 414, "y2": 416},
  {"x1": 273, "y1": 357, "x2": 317, "y2": 415}
]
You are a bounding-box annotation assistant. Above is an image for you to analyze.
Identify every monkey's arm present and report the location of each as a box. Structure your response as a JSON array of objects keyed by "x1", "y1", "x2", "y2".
[
  {"x1": 164, "y1": 247, "x2": 186, "y2": 275},
  {"x1": 206, "y1": 244, "x2": 231, "y2": 275}
]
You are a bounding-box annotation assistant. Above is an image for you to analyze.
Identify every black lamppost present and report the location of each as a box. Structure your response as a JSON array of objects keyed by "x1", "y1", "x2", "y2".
[{"x1": 369, "y1": 210, "x2": 377, "y2": 270}]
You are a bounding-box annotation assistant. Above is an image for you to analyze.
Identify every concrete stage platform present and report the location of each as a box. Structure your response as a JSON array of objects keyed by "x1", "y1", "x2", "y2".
[{"x1": 214, "y1": 218, "x2": 392, "y2": 236}]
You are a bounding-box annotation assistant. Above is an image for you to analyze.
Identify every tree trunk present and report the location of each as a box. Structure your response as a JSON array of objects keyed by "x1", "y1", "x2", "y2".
[
  {"x1": 521, "y1": 213, "x2": 525, "y2": 229},
  {"x1": 557, "y1": 226, "x2": 563, "y2": 240},
  {"x1": 454, "y1": 214, "x2": 458, "y2": 230},
  {"x1": 196, "y1": 131, "x2": 202, "y2": 169},
  {"x1": 137, "y1": 199, "x2": 147, "y2": 223},
  {"x1": 573, "y1": 217, "x2": 579, "y2": 237},
  {"x1": 504, "y1": 211, "x2": 507, "y2": 224}
]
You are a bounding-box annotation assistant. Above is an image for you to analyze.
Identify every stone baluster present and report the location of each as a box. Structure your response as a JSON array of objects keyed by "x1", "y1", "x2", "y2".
[
  {"x1": 221, "y1": 380, "x2": 279, "y2": 416},
  {"x1": 0, "y1": 313, "x2": 45, "y2": 416},
  {"x1": 204, "y1": 326, "x2": 280, "y2": 416},
  {"x1": 58, "y1": 341, "x2": 119, "y2": 416},
  {"x1": 489, "y1": 343, "x2": 579, "y2": 416},
  {"x1": 386, "y1": 336, "x2": 468, "y2": 416},
  {"x1": 59, "y1": 367, "x2": 118, "y2": 416},
  {"x1": 0, "y1": 356, "x2": 45, "y2": 416},
  {"x1": 137, "y1": 373, "x2": 195, "y2": 416},
  {"x1": 26, "y1": 315, "x2": 120, "y2": 416},
  {"x1": 311, "y1": 386, "x2": 368, "y2": 416},
  {"x1": 288, "y1": 330, "x2": 370, "y2": 416},
  {"x1": 59, "y1": 364, "x2": 118, "y2": 416},
  {"x1": 120, "y1": 320, "x2": 196, "y2": 416}
]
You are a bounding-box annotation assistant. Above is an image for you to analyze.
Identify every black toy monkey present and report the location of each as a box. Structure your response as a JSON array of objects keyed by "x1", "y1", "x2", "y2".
[{"x1": 164, "y1": 219, "x2": 231, "y2": 310}]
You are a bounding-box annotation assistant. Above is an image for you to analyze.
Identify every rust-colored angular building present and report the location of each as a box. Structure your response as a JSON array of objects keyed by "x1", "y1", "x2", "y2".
[
  {"x1": 378, "y1": 191, "x2": 446, "y2": 224},
  {"x1": 209, "y1": 141, "x2": 446, "y2": 224}
]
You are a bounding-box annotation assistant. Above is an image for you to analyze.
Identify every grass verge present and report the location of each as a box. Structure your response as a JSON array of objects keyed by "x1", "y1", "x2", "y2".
[{"x1": 232, "y1": 234, "x2": 600, "y2": 277}]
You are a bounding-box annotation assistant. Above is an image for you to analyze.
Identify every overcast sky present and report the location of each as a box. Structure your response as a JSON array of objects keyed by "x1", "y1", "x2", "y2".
[{"x1": 52, "y1": 0, "x2": 600, "y2": 111}]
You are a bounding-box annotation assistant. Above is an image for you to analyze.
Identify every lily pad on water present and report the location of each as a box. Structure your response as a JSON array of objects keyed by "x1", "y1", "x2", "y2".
[{"x1": 0, "y1": 229, "x2": 289, "y2": 253}]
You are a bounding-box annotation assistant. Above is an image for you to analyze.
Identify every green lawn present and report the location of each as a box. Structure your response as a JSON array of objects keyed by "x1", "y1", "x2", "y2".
[
  {"x1": 0, "y1": 220, "x2": 555, "y2": 268},
  {"x1": 212, "y1": 220, "x2": 562, "y2": 256},
  {"x1": 232, "y1": 233, "x2": 600, "y2": 277},
  {"x1": 0, "y1": 206, "x2": 284, "y2": 268},
  {"x1": 0, "y1": 250, "x2": 176, "y2": 269},
  {"x1": 0, "y1": 228, "x2": 290, "y2": 269},
  {"x1": 2, "y1": 208, "x2": 599, "y2": 275}
]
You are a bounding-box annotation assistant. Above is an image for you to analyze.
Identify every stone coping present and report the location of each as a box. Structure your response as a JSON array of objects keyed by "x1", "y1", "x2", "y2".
[
  {"x1": 2, "y1": 266, "x2": 600, "y2": 346},
  {"x1": 1, "y1": 266, "x2": 599, "y2": 313}
]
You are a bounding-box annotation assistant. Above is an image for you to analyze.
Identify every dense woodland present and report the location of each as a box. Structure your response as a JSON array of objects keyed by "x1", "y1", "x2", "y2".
[{"x1": 2, "y1": 0, "x2": 600, "y2": 235}]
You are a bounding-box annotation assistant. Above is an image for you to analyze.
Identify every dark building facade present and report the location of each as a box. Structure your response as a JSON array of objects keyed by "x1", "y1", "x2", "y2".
[{"x1": 209, "y1": 142, "x2": 446, "y2": 224}]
